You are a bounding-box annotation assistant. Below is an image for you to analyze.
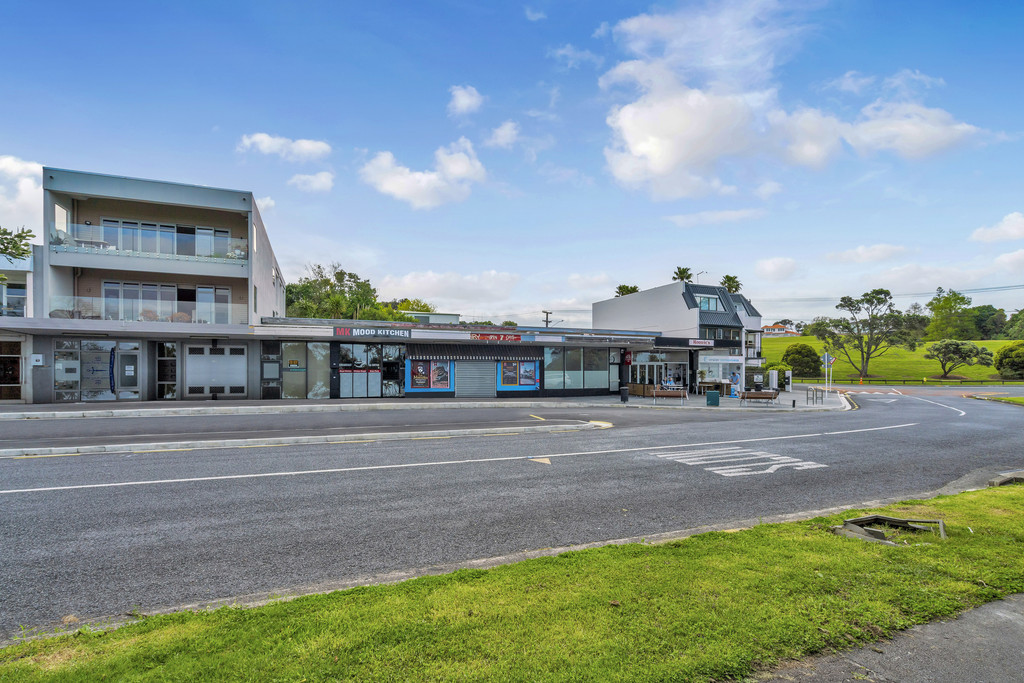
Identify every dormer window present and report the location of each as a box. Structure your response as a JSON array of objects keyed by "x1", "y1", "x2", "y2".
[{"x1": 697, "y1": 296, "x2": 720, "y2": 311}]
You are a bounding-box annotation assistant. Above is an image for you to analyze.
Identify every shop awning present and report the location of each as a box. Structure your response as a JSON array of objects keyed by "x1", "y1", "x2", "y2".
[{"x1": 407, "y1": 343, "x2": 544, "y2": 361}]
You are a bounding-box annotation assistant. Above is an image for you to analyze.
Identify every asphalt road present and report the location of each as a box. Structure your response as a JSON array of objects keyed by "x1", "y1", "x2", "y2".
[{"x1": 2, "y1": 389, "x2": 1022, "y2": 638}]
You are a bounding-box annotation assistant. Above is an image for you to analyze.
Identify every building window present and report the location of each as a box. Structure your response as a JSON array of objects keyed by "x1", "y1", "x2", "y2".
[
  {"x1": 1, "y1": 282, "x2": 27, "y2": 317},
  {"x1": 697, "y1": 296, "x2": 720, "y2": 311}
]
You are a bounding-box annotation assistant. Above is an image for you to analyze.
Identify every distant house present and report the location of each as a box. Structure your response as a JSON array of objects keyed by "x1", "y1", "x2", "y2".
[{"x1": 761, "y1": 323, "x2": 798, "y2": 336}]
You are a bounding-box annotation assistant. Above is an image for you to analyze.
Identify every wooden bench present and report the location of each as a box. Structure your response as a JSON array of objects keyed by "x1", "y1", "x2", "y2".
[
  {"x1": 652, "y1": 388, "x2": 688, "y2": 405},
  {"x1": 738, "y1": 390, "x2": 779, "y2": 406}
]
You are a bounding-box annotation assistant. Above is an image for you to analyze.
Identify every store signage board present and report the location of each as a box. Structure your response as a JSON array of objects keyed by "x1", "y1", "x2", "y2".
[
  {"x1": 689, "y1": 339, "x2": 714, "y2": 347},
  {"x1": 470, "y1": 333, "x2": 521, "y2": 341},
  {"x1": 335, "y1": 327, "x2": 412, "y2": 339},
  {"x1": 411, "y1": 329, "x2": 472, "y2": 340},
  {"x1": 701, "y1": 356, "x2": 740, "y2": 363}
]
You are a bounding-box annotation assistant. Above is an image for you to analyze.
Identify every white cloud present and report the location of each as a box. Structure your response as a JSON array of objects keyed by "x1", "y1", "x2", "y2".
[
  {"x1": 287, "y1": 171, "x2": 335, "y2": 193},
  {"x1": 665, "y1": 209, "x2": 765, "y2": 228},
  {"x1": 844, "y1": 101, "x2": 978, "y2": 159},
  {"x1": 593, "y1": 21, "x2": 610, "y2": 38},
  {"x1": 255, "y1": 196, "x2": 275, "y2": 211},
  {"x1": 447, "y1": 85, "x2": 483, "y2": 117},
  {"x1": 548, "y1": 44, "x2": 604, "y2": 70},
  {"x1": 825, "y1": 70, "x2": 875, "y2": 95},
  {"x1": 970, "y1": 212, "x2": 1024, "y2": 242},
  {"x1": 237, "y1": 133, "x2": 331, "y2": 162},
  {"x1": 883, "y1": 68, "x2": 945, "y2": 96},
  {"x1": 524, "y1": 6, "x2": 546, "y2": 21},
  {"x1": 359, "y1": 137, "x2": 486, "y2": 209},
  {"x1": 826, "y1": 243, "x2": 908, "y2": 263},
  {"x1": 379, "y1": 269, "x2": 520, "y2": 304},
  {"x1": 0, "y1": 154, "x2": 43, "y2": 236},
  {"x1": 995, "y1": 249, "x2": 1024, "y2": 272},
  {"x1": 484, "y1": 120, "x2": 520, "y2": 149},
  {"x1": 754, "y1": 180, "x2": 782, "y2": 199},
  {"x1": 600, "y1": 4, "x2": 984, "y2": 198},
  {"x1": 567, "y1": 273, "x2": 611, "y2": 291},
  {"x1": 872, "y1": 263, "x2": 983, "y2": 293},
  {"x1": 755, "y1": 256, "x2": 798, "y2": 281}
]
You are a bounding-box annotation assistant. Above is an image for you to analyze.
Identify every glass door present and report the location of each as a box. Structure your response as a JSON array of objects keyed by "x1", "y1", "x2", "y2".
[{"x1": 117, "y1": 351, "x2": 140, "y2": 399}]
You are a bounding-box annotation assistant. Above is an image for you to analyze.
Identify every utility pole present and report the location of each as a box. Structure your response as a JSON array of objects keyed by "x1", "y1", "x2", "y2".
[{"x1": 542, "y1": 310, "x2": 552, "y2": 327}]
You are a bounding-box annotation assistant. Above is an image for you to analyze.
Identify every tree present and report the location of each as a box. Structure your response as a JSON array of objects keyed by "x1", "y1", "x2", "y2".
[
  {"x1": 395, "y1": 298, "x2": 436, "y2": 313},
  {"x1": 994, "y1": 340, "x2": 1024, "y2": 379},
  {"x1": 615, "y1": 284, "x2": 640, "y2": 297},
  {"x1": 719, "y1": 274, "x2": 742, "y2": 293},
  {"x1": 808, "y1": 289, "x2": 921, "y2": 378},
  {"x1": 781, "y1": 343, "x2": 822, "y2": 377},
  {"x1": 773, "y1": 318, "x2": 794, "y2": 328},
  {"x1": 671, "y1": 267, "x2": 692, "y2": 283},
  {"x1": 925, "y1": 287, "x2": 978, "y2": 340},
  {"x1": 904, "y1": 302, "x2": 930, "y2": 338},
  {"x1": 969, "y1": 305, "x2": 1006, "y2": 339},
  {"x1": 501, "y1": 320, "x2": 518, "y2": 327},
  {"x1": 923, "y1": 340, "x2": 994, "y2": 378},
  {"x1": 1004, "y1": 310, "x2": 1024, "y2": 340},
  {"x1": 0, "y1": 225, "x2": 34, "y2": 284},
  {"x1": 285, "y1": 262, "x2": 421, "y2": 321}
]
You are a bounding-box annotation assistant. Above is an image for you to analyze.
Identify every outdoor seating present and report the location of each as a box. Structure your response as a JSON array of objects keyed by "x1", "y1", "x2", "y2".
[{"x1": 738, "y1": 389, "x2": 779, "y2": 406}]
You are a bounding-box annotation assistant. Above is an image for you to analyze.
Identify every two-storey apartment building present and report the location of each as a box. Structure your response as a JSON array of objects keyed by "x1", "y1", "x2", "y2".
[
  {"x1": 0, "y1": 168, "x2": 285, "y2": 403},
  {"x1": 592, "y1": 282, "x2": 764, "y2": 391}
]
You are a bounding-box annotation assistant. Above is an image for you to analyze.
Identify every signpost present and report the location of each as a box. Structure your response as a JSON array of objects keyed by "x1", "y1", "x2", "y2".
[{"x1": 821, "y1": 353, "x2": 836, "y2": 392}]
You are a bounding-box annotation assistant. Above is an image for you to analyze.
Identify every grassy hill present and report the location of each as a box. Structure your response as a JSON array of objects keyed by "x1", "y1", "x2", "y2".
[{"x1": 761, "y1": 336, "x2": 1017, "y2": 381}]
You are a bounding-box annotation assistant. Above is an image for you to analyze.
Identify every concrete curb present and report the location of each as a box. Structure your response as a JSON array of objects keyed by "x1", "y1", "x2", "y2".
[
  {"x1": 0, "y1": 421, "x2": 606, "y2": 458},
  {"x1": 0, "y1": 398, "x2": 844, "y2": 420}
]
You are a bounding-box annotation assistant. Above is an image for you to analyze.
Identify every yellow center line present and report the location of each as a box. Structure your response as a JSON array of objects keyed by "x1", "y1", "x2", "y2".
[{"x1": 529, "y1": 414, "x2": 545, "y2": 421}]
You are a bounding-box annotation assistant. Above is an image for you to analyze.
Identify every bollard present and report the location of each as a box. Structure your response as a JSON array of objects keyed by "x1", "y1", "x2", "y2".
[{"x1": 792, "y1": 399, "x2": 796, "y2": 408}]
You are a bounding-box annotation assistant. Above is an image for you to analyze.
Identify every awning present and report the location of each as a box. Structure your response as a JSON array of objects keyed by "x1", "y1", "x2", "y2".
[{"x1": 407, "y1": 343, "x2": 544, "y2": 361}]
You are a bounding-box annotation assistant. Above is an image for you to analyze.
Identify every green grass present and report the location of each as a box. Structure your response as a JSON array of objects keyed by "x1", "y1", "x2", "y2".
[
  {"x1": 763, "y1": 336, "x2": 1019, "y2": 381},
  {"x1": 983, "y1": 396, "x2": 1024, "y2": 407},
  {"x1": 3, "y1": 486, "x2": 1023, "y2": 682}
]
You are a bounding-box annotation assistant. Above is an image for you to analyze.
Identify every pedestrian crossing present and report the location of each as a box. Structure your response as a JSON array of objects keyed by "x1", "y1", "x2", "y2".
[{"x1": 655, "y1": 446, "x2": 828, "y2": 477}]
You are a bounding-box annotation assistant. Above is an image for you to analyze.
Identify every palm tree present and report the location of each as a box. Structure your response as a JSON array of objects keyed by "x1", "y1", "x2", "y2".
[
  {"x1": 614, "y1": 284, "x2": 640, "y2": 297},
  {"x1": 720, "y1": 274, "x2": 742, "y2": 293},
  {"x1": 672, "y1": 267, "x2": 693, "y2": 283}
]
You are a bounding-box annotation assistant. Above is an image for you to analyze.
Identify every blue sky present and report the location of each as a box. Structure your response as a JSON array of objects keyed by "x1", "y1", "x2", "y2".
[{"x1": 2, "y1": 0, "x2": 1023, "y2": 326}]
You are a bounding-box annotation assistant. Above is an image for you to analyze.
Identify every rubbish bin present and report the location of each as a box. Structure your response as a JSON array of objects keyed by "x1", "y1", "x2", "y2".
[
  {"x1": 754, "y1": 382, "x2": 763, "y2": 392},
  {"x1": 619, "y1": 386, "x2": 629, "y2": 403},
  {"x1": 706, "y1": 390, "x2": 719, "y2": 406}
]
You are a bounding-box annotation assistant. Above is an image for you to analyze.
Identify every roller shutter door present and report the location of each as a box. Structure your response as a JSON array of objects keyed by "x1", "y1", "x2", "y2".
[{"x1": 455, "y1": 361, "x2": 495, "y2": 398}]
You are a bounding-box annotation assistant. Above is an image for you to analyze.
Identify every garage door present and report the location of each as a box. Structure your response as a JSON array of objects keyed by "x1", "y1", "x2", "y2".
[{"x1": 455, "y1": 361, "x2": 495, "y2": 398}]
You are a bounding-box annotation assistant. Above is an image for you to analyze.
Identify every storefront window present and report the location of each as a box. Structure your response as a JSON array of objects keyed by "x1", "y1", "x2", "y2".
[
  {"x1": 544, "y1": 347, "x2": 564, "y2": 389},
  {"x1": 564, "y1": 348, "x2": 582, "y2": 388},
  {"x1": 584, "y1": 348, "x2": 609, "y2": 389}
]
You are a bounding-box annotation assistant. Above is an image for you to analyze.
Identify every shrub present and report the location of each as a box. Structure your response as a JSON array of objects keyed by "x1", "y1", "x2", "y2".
[
  {"x1": 781, "y1": 343, "x2": 822, "y2": 377},
  {"x1": 994, "y1": 340, "x2": 1024, "y2": 379}
]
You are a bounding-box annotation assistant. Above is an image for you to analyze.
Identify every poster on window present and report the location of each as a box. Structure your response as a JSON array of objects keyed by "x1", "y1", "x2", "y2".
[
  {"x1": 519, "y1": 362, "x2": 536, "y2": 386},
  {"x1": 411, "y1": 360, "x2": 430, "y2": 389},
  {"x1": 430, "y1": 361, "x2": 449, "y2": 389},
  {"x1": 501, "y1": 361, "x2": 519, "y2": 386}
]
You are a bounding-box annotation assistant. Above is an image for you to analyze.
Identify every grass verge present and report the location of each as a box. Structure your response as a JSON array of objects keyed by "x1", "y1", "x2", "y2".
[
  {"x1": 980, "y1": 396, "x2": 1024, "y2": 407},
  {"x1": 2, "y1": 486, "x2": 1023, "y2": 681},
  {"x1": 762, "y1": 336, "x2": 1018, "y2": 382}
]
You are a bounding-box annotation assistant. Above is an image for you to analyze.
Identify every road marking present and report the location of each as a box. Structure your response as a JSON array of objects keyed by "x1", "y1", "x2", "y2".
[
  {"x1": 865, "y1": 398, "x2": 898, "y2": 403},
  {"x1": 906, "y1": 395, "x2": 966, "y2": 417},
  {"x1": 530, "y1": 458, "x2": 551, "y2": 465},
  {"x1": 656, "y1": 447, "x2": 828, "y2": 477},
  {"x1": 529, "y1": 414, "x2": 545, "y2": 421},
  {"x1": 0, "y1": 423, "x2": 915, "y2": 496}
]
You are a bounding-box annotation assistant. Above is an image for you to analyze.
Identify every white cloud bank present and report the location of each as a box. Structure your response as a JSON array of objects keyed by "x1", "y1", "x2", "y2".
[
  {"x1": 359, "y1": 137, "x2": 486, "y2": 209},
  {"x1": 447, "y1": 85, "x2": 483, "y2": 117},
  {"x1": 0, "y1": 154, "x2": 43, "y2": 235},
  {"x1": 237, "y1": 133, "x2": 331, "y2": 162},
  {"x1": 255, "y1": 196, "x2": 275, "y2": 211},
  {"x1": 600, "y1": 1, "x2": 983, "y2": 200},
  {"x1": 287, "y1": 171, "x2": 334, "y2": 193},
  {"x1": 971, "y1": 212, "x2": 1024, "y2": 242},
  {"x1": 524, "y1": 7, "x2": 546, "y2": 22},
  {"x1": 755, "y1": 256, "x2": 798, "y2": 281},
  {"x1": 379, "y1": 270, "x2": 520, "y2": 304}
]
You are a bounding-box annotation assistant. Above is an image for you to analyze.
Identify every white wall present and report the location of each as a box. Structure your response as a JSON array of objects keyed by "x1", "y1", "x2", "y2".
[{"x1": 592, "y1": 282, "x2": 698, "y2": 337}]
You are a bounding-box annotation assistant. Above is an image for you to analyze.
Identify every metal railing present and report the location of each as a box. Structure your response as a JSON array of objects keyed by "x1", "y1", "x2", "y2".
[
  {"x1": 793, "y1": 376, "x2": 1024, "y2": 386},
  {"x1": 48, "y1": 295, "x2": 249, "y2": 325},
  {"x1": 49, "y1": 226, "x2": 249, "y2": 263}
]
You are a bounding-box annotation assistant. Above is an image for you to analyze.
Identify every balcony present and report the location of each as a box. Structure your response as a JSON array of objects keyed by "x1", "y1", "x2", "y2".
[
  {"x1": 49, "y1": 295, "x2": 249, "y2": 325},
  {"x1": 50, "y1": 224, "x2": 248, "y2": 264}
]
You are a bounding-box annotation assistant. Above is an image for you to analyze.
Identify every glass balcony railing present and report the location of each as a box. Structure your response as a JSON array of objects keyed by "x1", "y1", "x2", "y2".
[
  {"x1": 48, "y1": 296, "x2": 249, "y2": 325},
  {"x1": 49, "y1": 225, "x2": 249, "y2": 263}
]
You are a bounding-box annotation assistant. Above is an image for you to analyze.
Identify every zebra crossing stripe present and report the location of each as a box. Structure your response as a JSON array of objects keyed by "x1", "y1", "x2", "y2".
[{"x1": 658, "y1": 447, "x2": 828, "y2": 477}]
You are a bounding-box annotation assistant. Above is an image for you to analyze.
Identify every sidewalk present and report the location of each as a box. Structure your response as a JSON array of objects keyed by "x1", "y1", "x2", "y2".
[
  {"x1": 0, "y1": 389, "x2": 845, "y2": 419},
  {"x1": 759, "y1": 593, "x2": 1024, "y2": 682}
]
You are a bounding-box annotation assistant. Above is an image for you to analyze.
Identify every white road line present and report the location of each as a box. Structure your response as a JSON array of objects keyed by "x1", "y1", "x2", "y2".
[
  {"x1": 906, "y1": 395, "x2": 966, "y2": 417},
  {"x1": 660, "y1": 447, "x2": 829, "y2": 477},
  {"x1": 1, "y1": 423, "x2": 917, "y2": 496}
]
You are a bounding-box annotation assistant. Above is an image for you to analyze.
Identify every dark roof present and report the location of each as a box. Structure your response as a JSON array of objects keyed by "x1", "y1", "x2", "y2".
[
  {"x1": 729, "y1": 293, "x2": 761, "y2": 317},
  {"x1": 683, "y1": 283, "x2": 743, "y2": 328}
]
